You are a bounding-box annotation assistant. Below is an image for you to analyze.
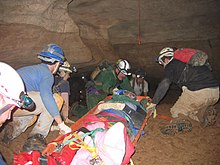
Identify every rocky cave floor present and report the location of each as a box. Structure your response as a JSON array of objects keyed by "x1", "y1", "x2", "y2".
[{"x1": 0, "y1": 91, "x2": 220, "y2": 165}]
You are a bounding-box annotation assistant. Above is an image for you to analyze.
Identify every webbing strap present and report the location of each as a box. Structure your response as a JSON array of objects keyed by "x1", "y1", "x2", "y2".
[{"x1": 55, "y1": 128, "x2": 105, "y2": 158}]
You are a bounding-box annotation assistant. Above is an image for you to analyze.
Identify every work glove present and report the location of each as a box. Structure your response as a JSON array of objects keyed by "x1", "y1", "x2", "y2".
[
  {"x1": 146, "y1": 103, "x2": 157, "y2": 118},
  {"x1": 58, "y1": 122, "x2": 72, "y2": 134},
  {"x1": 112, "y1": 88, "x2": 119, "y2": 94},
  {"x1": 114, "y1": 89, "x2": 124, "y2": 95}
]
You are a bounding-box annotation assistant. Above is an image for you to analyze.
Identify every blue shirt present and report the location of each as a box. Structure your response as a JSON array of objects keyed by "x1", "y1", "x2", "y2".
[
  {"x1": 0, "y1": 154, "x2": 7, "y2": 165},
  {"x1": 17, "y1": 63, "x2": 60, "y2": 117}
]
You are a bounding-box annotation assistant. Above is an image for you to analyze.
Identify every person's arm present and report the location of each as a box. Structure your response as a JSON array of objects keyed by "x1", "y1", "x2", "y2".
[
  {"x1": 40, "y1": 76, "x2": 71, "y2": 133},
  {"x1": 0, "y1": 154, "x2": 7, "y2": 165},
  {"x1": 143, "y1": 80, "x2": 149, "y2": 96},
  {"x1": 120, "y1": 77, "x2": 134, "y2": 92},
  {"x1": 40, "y1": 76, "x2": 61, "y2": 118},
  {"x1": 152, "y1": 78, "x2": 172, "y2": 104},
  {"x1": 97, "y1": 70, "x2": 117, "y2": 94},
  {"x1": 60, "y1": 92, "x2": 69, "y2": 117}
]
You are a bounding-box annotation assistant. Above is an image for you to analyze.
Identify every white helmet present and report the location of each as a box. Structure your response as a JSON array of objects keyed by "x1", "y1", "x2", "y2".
[
  {"x1": 116, "y1": 59, "x2": 131, "y2": 76},
  {"x1": 158, "y1": 47, "x2": 176, "y2": 66},
  {"x1": 59, "y1": 61, "x2": 72, "y2": 73},
  {"x1": 0, "y1": 62, "x2": 25, "y2": 107}
]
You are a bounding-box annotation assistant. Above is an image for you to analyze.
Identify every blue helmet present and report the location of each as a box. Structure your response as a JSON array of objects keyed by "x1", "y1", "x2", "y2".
[{"x1": 38, "y1": 44, "x2": 65, "y2": 64}]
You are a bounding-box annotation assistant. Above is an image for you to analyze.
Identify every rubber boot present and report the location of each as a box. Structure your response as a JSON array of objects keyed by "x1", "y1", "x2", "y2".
[
  {"x1": 23, "y1": 134, "x2": 47, "y2": 152},
  {"x1": 160, "y1": 119, "x2": 192, "y2": 136},
  {"x1": 200, "y1": 106, "x2": 217, "y2": 128}
]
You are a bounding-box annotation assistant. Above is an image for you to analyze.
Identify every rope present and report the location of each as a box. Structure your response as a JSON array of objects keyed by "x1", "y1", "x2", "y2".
[{"x1": 137, "y1": 0, "x2": 141, "y2": 45}]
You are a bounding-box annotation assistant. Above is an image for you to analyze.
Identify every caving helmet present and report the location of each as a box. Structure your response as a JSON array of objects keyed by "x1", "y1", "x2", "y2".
[
  {"x1": 38, "y1": 44, "x2": 65, "y2": 64},
  {"x1": 135, "y1": 68, "x2": 146, "y2": 78},
  {"x1": 116, "y1": 59, "x2": 131, "y2": 76},
  {"x1": 157, "y1": 47, "x2": 177, "y2": 66},
  {"x1": 0, "y1": 62, "x2": 35, "y2": 115},
  {"x1": 59, "y1": 60, "x2": 72, "y2": 73}
]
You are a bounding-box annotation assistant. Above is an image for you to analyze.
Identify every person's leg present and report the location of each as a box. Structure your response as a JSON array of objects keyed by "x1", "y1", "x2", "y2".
[
  {"x1": 23, "y1": 93, "x2": 63, "y2": 152},
  {"x1": 1, "y1": 115, "x2": 35, "y2": 144},
  {"x1": 1, "y1": 91, "x2": 42, "y2": 143},
  {"x1": 29, "y1": 93, "x2": 63, "y2": 137},
  {"x1": 87, "y1": 93, "x2": 105, "y2": 111},
  {"x1": 13, "y1": 91, "x2": 44, "y2": 117},
  {"x1": 170, "y1": 87, "x2": 196, "y2": 119},
  {"x1": 162, "y1": 87, "x2": 219, "y2": 136},
  {"x1": 171, "y1": 87, "x2": 219, "y2": 122},
  {"x1": 59, "y1": 92, "x2": 75, "y2": 124},
  {"x1": 197, "y1": 87, "x2": 219, "y2": 127}
]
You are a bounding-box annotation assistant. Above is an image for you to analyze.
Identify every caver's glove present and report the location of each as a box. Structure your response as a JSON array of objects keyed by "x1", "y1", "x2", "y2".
[
  {"x1": 112, "y1": 88, "x2": 119, "y2": 94},
  {"x1": 58, "y1": 122, "x2": 72, "y2": 134},
  {"x1": 146, "y1": 103, "x2": 157, "y2": 118}
]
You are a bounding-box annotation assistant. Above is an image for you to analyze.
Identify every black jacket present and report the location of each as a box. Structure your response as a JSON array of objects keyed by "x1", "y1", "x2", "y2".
[{"x1": 152, "y1": 59, "x2": 219, "y2": 104}]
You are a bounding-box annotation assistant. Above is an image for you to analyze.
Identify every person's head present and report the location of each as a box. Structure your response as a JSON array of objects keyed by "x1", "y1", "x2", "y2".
[
  {"x1": 0, "y1": 63, "x2": 26, "y2": 126},
  {"x1": 57, "y1": 60, "x2": 73, "y2": 80},
  {"x1": 38, "y1": 43, "x2": 65, "y2": 74},
  {"x1": 157, "y1": 47, "x2": 177, "y2": 67},
  {"x1": 115, "y1": 59, "x2": 131, "y2": 80},
  {"x1": 135, "y1": 68, "x2": 146, "y2": 84}
]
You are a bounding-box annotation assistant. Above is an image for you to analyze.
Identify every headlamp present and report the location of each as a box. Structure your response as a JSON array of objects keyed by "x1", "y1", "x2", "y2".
[
  {"x1": 72, "y1": 66, "x2": 77, "y2": 73},
  {"x1": 19, "y1": 92, "x2": 35, "y2": 111},
  {"x1": 136, "y1": 75, "x2": 144, "y2": 79}
]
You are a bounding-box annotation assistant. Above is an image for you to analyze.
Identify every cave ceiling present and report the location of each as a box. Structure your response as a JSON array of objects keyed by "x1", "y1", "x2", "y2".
[{"x1": 0, "y1": 0, "x2": 220, "y2": 81}]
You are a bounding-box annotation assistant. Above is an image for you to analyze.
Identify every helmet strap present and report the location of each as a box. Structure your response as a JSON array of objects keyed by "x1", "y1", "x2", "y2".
[
  {"x1": 52, "y1": 62, "x2": 60, "y2": 74},
  {"x1": 114, "y1": 68, "x2": 120, "y2": 80},
  {"x1": 0, "y1": 104, "x2": 14, "y2": 116}
]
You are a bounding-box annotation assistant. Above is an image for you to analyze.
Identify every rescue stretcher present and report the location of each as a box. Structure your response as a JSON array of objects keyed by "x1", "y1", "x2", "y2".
[
  {"x1": 15, "y1": 94, "x2": 153, "y2": 165},
  {"x1": 69, "y1": 96, "x2": 153, "y2": 147}
]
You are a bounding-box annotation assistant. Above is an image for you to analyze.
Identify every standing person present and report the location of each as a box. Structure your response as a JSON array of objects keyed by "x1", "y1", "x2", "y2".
[
  {"x1": 53, "y1": 60, "x2": 75, "y2": 124},
  {"x1": 2, "y1": 44, "x2": 72, "y2": 152},
  {"x1": 147, "y1": 47, "x2": 219, "y2": 135},
  {"x1": 130, "y1": 68, "x2": 149, "y2": 96},
  {"x1": 0, "y1": 62, "x2": 34, "y2": 164}
]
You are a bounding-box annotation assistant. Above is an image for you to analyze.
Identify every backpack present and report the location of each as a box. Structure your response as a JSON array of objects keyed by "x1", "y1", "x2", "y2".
[
  {"x1": 90, "y1": 60, "x2": 113, "y2": 81},
  {"x1": 174, "y1": 48, "x2": 208, "y2": 66}
]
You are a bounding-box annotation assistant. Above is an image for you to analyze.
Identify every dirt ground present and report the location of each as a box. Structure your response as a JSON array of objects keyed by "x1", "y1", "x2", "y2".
[{"x1": 0, "y1": 92, "x2": 220, "y2": 165}]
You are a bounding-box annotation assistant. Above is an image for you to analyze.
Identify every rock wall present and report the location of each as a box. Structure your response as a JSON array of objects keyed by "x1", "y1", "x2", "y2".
[
  {"x1": 0, "y1": 0, "x2": 219, "y2": 86},
  {"x1": 114, "y1": 38, "x2": 220, "y2": 88}
]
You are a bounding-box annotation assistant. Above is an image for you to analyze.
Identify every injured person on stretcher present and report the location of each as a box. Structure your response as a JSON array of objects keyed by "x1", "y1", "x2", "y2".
[{"x1": 14, "y1": 89, "x2": 153, "y2": 165}]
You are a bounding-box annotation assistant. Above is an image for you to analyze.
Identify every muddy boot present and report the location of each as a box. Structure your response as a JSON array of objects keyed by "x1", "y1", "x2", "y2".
[
  {"x1": 160, "y1": 119, "x2": 192, "y2": 136},
  {"x1": 23, "y1": 134, "x2": 47, "y2": 152},
  {"x1": 201, "y1": 106, "x2": 217, "y2": 128}
]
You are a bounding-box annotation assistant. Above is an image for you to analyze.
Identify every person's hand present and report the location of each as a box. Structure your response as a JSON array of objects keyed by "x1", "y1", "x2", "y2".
[
  {"x1": 123, "y1": 90, "x2": 136, "y2": 100},
  {"x1": 58, "y1": 122, "x2": 72, "y2": 134},
  {"x1": 146, "y1": 103, "x2": 156, "y2": 110},
  {"x1": 112, "y1": 88, "x2": 119, "y2": 94},
  {"x1": 146, "y1": 103, "x2": 157, "y2": 118}
]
